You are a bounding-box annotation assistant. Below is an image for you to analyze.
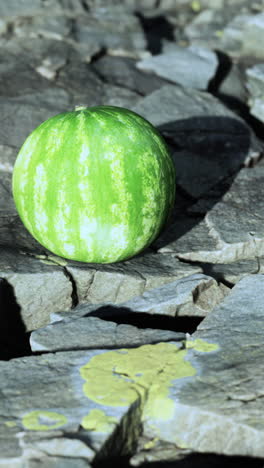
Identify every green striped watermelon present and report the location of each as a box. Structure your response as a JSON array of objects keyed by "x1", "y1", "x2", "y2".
[{"x1": 12, "y1": 105, "x2": 175, "y2": 263}]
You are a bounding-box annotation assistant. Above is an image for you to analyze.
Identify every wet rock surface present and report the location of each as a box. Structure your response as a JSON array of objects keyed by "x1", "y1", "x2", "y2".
[{"x1": 1, "y1": 1, "x2": 264, "y2": 467}]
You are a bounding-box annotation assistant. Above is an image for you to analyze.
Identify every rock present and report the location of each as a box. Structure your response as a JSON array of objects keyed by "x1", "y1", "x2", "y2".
[
  {"x1": 30, "y1": 315, "x2": 185, "y2": 352},
  {"x1": 206, "y1": 258, "x2": 264, "y2": 285},
  {"x1": 0, "y1": 97, "x2": 69, "y2": 150},
  {"x1": 221, "y1": 12, "x2": 264, "y2": 58},
  {"x1": 158, "y1": 166, "x2": 264, "y2": 265},
  {"x1": 49, "y1": 272, "x2": 228, "y2": 325},
  {"x1": 131, "y1": 274, "x2": 264, "y2": 464},
  {"x1": 92, "y1": 55, "x2": 168, "y2": 95},
  {"x1": 0, "y1": 171, "x2": 16, "y2": 215},
  {"x1": 184, "y1": 8, "x2": 228, "y2": 49},
  {"x1": 246, "y1": 63, "x2": 264, "y2": 123},
  {"x1": 176, "y1": 167, "x2": 264, "y2": 264},
  {"x1": 118, "y1": 273, "x2": 228, "y2": 318},
  {"x1": 65, "y1": 252, "x2": 203, "y2": 305},
  {"x1": 0, "y1": 347, "x2": 145, "y2": 464},
  {"x1": 218, "y1": 63, "x2": 248, "y2": 103},
  {"x1": 136, "y1": 45, "x2": 218, "y2": 90},
  {"x1": 74, "y1": 6, "x2": 146, "y2": 55},
  {"x1": 102, "y1": 83, "x2": 141, "y2": 108},
  {"x1": 132, "y1": 84, "x2": 262, "y2": 198},
  {"x1": 0, "y1": 145, "x2": 17, "y2": 172},
  {"x1": 13, "y1": 15, "x2": 72, "y2": 41},
  {"x1": 0, "y1": 248, "x2": 72, "y2": 331}
]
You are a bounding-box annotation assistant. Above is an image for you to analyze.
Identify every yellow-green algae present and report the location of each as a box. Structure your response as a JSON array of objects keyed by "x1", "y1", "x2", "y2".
[
  {"x1": 186, "y1": 338, "x2": 219, "y2": 353},
  {"x1": 81, "y1": 409, "x2": 118, "y2": 433},
  {"x1": 22, "y1": 410, "x2": 68, "y2": 431},
  {"x1": 80, "y1": 340, "x2": 219, "y2": 422},
  {"x1": 80, "y1": 343, "x2": 193, "y2": 421},
  {"x1": 5, "y1": 421, "x2": 17, "y2": 428}
]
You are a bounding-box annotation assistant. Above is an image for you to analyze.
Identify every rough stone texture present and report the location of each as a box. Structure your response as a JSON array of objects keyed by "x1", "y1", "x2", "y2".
[
  {"x1": 157, "y1": 167, "x2": 264, "y2": 266},
  {"x1": 221, "y1": 12, "x2": 264, "y2": 58},
  {"x1": 132, "y1": 84, "x2": 263, "y2": 198},
  {"x1": 1, "y1": 275, "x2": 264, "y2": 466},
  {"x1": 65, "y1": 252, "x2": 203, "y2": 305},
  {"x1": 131, "y1": 274, "x2": 264, "y2": 464},
  {"x1": 0, "y1": 248, "x2": 72, "y2": 331},
  {"x1": 30, "y1": 316, "x2": 185, "y2": 352},
  {"x1": 1, "y1": 0, "x2": 264, "y2": 466},
  {"x1": 136, "y1": 45, "x2": 218, "y2": 90},
  {"x1": 48, "y1": 272, "x2": 228, "y2": 324},
  {"x1": 92, "y1": 55, "x2": 168, "y2": 95},
  {"x1": 246, "y1": 63, "x2": 264, "y2": 123}
]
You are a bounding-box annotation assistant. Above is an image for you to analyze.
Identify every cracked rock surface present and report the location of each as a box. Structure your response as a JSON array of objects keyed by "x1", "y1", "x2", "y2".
[{"x1": 1, "y1": 1, "x2": 264, "y2": 467}]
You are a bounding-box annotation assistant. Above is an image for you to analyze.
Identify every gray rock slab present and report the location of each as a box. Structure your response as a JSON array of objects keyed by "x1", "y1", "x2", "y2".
[
  {"x1": 65, "y1": 252, "x2": 203, "y2": 304},
  {"x1": 201, "y1": 259, "x2": 264, "y2": 286},
  {"x1": 2, "y1": 274, "x2": 264, "y2": 464},
  {"x1": 221, "y1": 12, "x2": 264, "y2": 58},
  {"x1": 136, "y1": 45, "x2": 218, "y2": 90},
  {"x1": 132, "y1": 84, "x2": 262, "y2": 198},
  {"x1": 13, "y1": 15, "x2": 72, "y2": 41},
  {"x1": 49, "y1": 272, "x2": 228, "y2": 323},
  {"x1": 74, "y1": 6, "x2": 146, "y2": 55},
  {"x1": 0, "y1": 145, "x2": 18, "y2": 172},
  {"x1": 0, "y1": 0, "x2": 86, "y2": 19},
  {"x1": 160, "y1": 166, "x2": 264, "y2": 264},
  {"x1": 118, "y1": 273, "x2": 228, "y2": 318},
  {"x1": 0, "y1": 98, "x2": 69, "y2": 150},
  {"x1": 102, "y1": 83, "x2": 141, "y2": 108},
  {"x1": 246, "y1": 63, "x2": 264, "y2": 123},
  {"x1": 184, "y1": 8, "x2": 228, "y2": 49},
  {"x1": 218, "y1": 63, "x2": 248, "y2": 103},
  {"x1": 30, "y1": 316, "x2": 185, "y2": 352},
  {"x1": 131, "y1": 274, "x2": 264, "y2": 464},
  {"x1": 92, "y1": 55, "x2": 168, "y2": 96},
  {"x1": 0, "y1": 171, "x2": 16, "y2": 215},
  {"x1": 0, "y1": 347, "x2": 146, "y2": 464},
  {"x1": 156, "y1": 216, "x2": 218, "y2": 256},
  {"x1": 0, "y1": 248, "x2": 72, "y2": 331}
]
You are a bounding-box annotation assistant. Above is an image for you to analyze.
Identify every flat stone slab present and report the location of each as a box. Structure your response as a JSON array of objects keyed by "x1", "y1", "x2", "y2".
[
  {"x1": 65, "y1": 252, "x2": 203, "y2": 304},
  {"x1": 221, "y1": 12, "x2": 264, "y2": 58},
  {"x1": 49, "y1": 272, "x2": 228, "y2": 324},
  {"x1": 136, "y1": 45, "x2": 218, "y2": 90},
  {"x1": 30, "y1": 316, "x2": 185, "y2": 352},
  {"x1": 0, "y1": 248, "x2": 72, "y2": 331},
  {"x1": 159, "y1": 167, "x2": 264, "y2": 264},
  {"x1": 246, "y1": 64, "x2": 264, "y2": 124},
  {"x1": 1, "y1": 274, "x2": 264, "y2": 466},
  {"x1": 131, "y1": 274, "x2": 264, "y2": 464}
]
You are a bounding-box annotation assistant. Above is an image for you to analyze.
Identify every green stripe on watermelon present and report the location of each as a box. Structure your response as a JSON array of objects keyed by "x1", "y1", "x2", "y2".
[{"x1": 12, "y1": 106, "x2": 175, "y2": 263}]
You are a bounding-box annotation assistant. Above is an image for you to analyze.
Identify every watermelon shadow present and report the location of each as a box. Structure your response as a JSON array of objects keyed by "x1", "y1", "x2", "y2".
[{"x1": 153, "y1": 115, "x2": 254, "y2": 250}]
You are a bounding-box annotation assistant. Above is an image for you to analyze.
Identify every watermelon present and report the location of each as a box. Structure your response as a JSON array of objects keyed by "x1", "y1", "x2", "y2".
[{"x1": 12, "y1": 105, "x2": 175, "y2": 263}]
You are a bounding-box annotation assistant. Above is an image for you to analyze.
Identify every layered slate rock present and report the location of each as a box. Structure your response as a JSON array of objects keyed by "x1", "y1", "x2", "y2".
[
  {"x1": 131, "y1": 274, "x2": 264, "y2": 464},
  {"x1": 30, "y1": 272, "x2": 228, "y2": 351},
  {"x1": 132, "y1": 84, "x2": 263, "y2": 199},
  {"x1": 221, "y1": 12, "x2": 264, "y2": 58},
  {"x1": 0, "y1": 248, "x2": 72, "y2": 331},
  {"x1": 2, "y1": 274, "x2": 263, "y2": 466},
  {"x1": 246, "y1": 63, "x2": 264, "y2": 124},
  {"x1": 92, "y1": 55, "x2": 168, "y2": 96},
  {"x1": 2, "y1": 0, "x2": 264, "y2": 465},
  {"x1": 136, "y1": 45, "x2": 218, "y2": 90},
  {"x1": 0, "y1": 348, "x2": 141, "y2": 466},
  {"x1": 165, "y1": 167, "x2": 264, "y2": 264},
  {"x1": 30, "y1": 316, "x2": 185, "y2": 352},
  {"x1": 64, "y1": 252, "x2": 203, "y2": 304}
]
